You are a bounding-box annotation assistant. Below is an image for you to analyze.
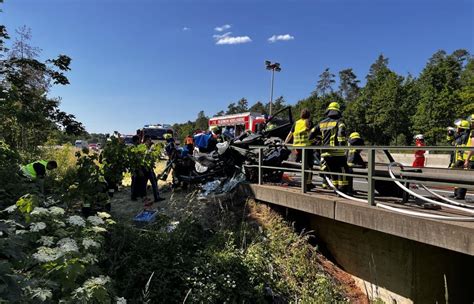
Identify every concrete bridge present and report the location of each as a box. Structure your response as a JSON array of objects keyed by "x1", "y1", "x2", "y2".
[
  {"x1": 240, "y1": 146, "x2": 474, "y2": 303},
  {"x1": 240, "y1": 182, "x2": 474, "y2": 303}
]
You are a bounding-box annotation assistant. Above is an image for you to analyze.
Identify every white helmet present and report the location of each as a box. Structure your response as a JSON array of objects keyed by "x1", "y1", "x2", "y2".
[{"x1": 413, "y1": 134, "x2": 424, "y2": 140}]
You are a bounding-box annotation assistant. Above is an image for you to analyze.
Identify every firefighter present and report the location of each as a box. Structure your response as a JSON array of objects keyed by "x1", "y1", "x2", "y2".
[
  {"x1": 311, "y1": 102, "x2": 353, "y2": 194},
  {"x1": 464, "y1": 114, "x2": 474, "y2": 169},
  {"x1": 347, "y1": 132, "x2": 365, "y2": 168},
  {"x1": 450, "y1": 119, "x2": 471, "y2": 200},
  {"x1": 447, "y1": 126, "x2": 457, "y2": 168},
  {"x1": 285, "y1": 108, "x2": 314, "y2": 191},
  {"x1": 412, "y1": 134, "x2": 426, "y2": 168}
]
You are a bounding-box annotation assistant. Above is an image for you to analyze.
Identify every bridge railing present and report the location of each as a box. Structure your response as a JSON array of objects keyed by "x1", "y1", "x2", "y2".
[{"x1": 247, "y1": 145, "x2": 474, "y2": 207}]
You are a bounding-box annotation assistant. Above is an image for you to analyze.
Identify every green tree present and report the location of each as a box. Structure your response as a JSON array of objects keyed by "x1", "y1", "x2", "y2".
[
  {"x1": 215, "y1": 110, "x2": 225, "y2": 116},
  {"x1": 345, "y1": 55, "x2": 405, "y2": 144},
  {"x1": 235, "y1": 98, "x2": 248, "y2": 113},
  {"x1": 0, "y1": 25, "x2": 84, "y2": 153},
  {"x1": 265, "y1": 96, "x2": 287, "y2": 117},
  {"x1": 338, "y1": 68, "x2": 360, "y2": 103},
  {"x1": 195, "y1": 111, "x2": 209, "y2": 131},
  {"x1": 313, "y1": 68, "x2": 335, "y2": 96},
  {"x1": 226, "y1": 102, "x2": 238, "y2": 115},
  {"x1": 249, "y1": 101, "x2": 266, "y2": 114},
  {"x1": 412, "y1": 49, "x2": 469, "y2": 144},
  {"x1": 458, "y1": 56, "x2": 474, "y2": 114}
]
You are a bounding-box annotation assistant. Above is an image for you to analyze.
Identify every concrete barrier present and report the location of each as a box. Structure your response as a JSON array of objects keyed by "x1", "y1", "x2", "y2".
[{"x1": 371, "y1": 152, "x2": 450, "y2": 168}]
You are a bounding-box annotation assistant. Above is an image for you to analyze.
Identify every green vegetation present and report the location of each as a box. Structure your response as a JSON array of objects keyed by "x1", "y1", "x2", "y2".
[
  {"x1": 174, "y1": 51, "x2": 473, "y2": 145},
  {"x1": 105, "y1": 199, "x2": 346, "y2": 303}
]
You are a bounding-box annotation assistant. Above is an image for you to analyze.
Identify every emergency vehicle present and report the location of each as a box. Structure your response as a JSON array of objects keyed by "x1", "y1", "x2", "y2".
[{"x1": 208, "y1": 112, "x2": 266, "y2": 137}]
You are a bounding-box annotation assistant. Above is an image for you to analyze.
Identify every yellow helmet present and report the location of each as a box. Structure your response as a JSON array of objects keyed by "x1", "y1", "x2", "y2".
[
  {"x1": 349, "y1": 132, "x2": 361, "y2": 140},
  {"x1": 163, "y1": 133, "x2": 172, "y2": 139},
  {"x1": 327, "y1": 102, "x2": 340, "y2": 112},
  {"x1": 468, "y1": 114, "x2": 474, "y2": 123},
  {"x1": 457, "y1": 119, "x2": 470, "y2": 130}
]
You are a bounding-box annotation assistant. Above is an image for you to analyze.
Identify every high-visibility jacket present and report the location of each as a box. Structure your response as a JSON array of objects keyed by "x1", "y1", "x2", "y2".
[
  {"x1": 292, "y1": 119, "x2": 311, "y2": 146},
  {"x1": 455, "y1": 131, "x2": 470, "y2": 162},
  {"x1": 463, "y1": 130, "x2": 474, "y2": 161},
  {"x1": 312, "y1": 117, "x2": 346, "y2": 157},
  {"x1": 20, "y1": 160, "x2": 47, "y2": 180}
]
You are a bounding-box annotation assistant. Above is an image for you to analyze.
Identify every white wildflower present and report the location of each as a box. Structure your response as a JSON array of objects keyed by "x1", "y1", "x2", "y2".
[
  {"x1": 81, "y1": 253, "x2": 98, "y2": 264},
  {"x1": 116, "y1": 297, "x2": 127, "y2": 304},
  {"x1": 37, "y1": 236, "x2": 55, "y2": 246},
  {"x1": 87, "y1": 275, "x2": 110, "y2": 286},
  {"x1": 82, "y1": 238, "x2": 100, "y2": 250},
  {"x1": 48, "y1": 206, "x2": 65, "y2": 216},
  {"x1": 87, "y1": 215, "x2": 104, "y2": 226},
  {"x1": 97, "y1": 212, "x2": 111, "y2": 219},
  {"x1": 30, "y1": 222, "x2": 47, "y2": 232},
  {"x1": 53, "y1": 219, "x2": 66, "y2": 228},
  {"x1": 43, "y1": 196, "x2": 59, "y2": 207},
  {"x1": 30, "y1": 207, "x2": 49, "y2": 216},
  {"x1": 3, "y1": 204, "x2": 17, "y2": 213},
  {"x1": 33, "y1": 246, "x2": 63, "y2": 262},
  {"x1": 91, "y1": 226, "x2": 107, "y2": 233},
  {"x1": 67, "y1": 215, "x2": 86, "y2": 227},
  {"x1": 57, "y1": 237, "x2": 79, "y2": 253},
  {"x1": 16, "y1": 230, "x2": 28, "y2": 235},
  {"x1": 27, "y1": 287, "x2": 53, "y2": 301},
  {"x1": 72, "y1": 276, "x2": 111, "y2": 299},
  {"x1": 106, "y1": 219, "x2": 116, "y2": 225}
]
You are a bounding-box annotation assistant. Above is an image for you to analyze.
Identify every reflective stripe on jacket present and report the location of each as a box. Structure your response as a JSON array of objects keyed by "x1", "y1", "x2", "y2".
[
  {"x1": 463, "y1": 130, "x2": 474, "y2": 161},
  {"x1": 318, "y1": 118, "x2": 346, "y2": 157},
  {"x1": 293, "y1": 119, "x2": 311, "y2": 146}
]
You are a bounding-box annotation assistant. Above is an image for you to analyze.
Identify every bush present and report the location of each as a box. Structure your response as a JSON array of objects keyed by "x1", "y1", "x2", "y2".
[
  {"x1": 105, "y1": 199, "x2": 346, "y2": 303},
  {"x1": 0, "y1": 141, "x2": 36, "y2": 209},
  {"x1": 0, "y1": 195, "x2": 116, "y2": 303}
]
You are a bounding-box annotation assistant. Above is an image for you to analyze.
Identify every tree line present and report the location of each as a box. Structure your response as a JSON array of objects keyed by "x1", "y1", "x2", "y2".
[
  {"x1": 0, "y1": 23, "x2": 84, "y2": 156},
  {"x1": 174, "y1": 50, "x2": 473, "y2": 146}
]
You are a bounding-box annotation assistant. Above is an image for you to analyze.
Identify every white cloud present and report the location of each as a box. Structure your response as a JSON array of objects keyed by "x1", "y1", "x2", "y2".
[
  {"x1": 213, "y1": 31, "x2": 232, "y2": 39},
  {"x1": 214, "y1": 24, "x2": 231, "y2": 32},
  {"x1": 182, "y1": 27, "x2": 191, "y2": 31},
  {"x1": 216, "y1": 36, "x2": 252, "y2": 45},
  {"x1": 268, "y1": 34, "x2": 295, "y2": 43}
]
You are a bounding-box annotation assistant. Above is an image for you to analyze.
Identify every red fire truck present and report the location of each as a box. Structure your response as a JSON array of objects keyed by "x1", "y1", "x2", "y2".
[{"x1": 208, "y1": 112, "x2": 266, "y2": 137}]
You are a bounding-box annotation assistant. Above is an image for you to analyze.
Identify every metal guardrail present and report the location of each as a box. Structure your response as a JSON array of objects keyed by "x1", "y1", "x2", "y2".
[{"x1": 248, "y1": 145, "x2": 474, "y2": 207}]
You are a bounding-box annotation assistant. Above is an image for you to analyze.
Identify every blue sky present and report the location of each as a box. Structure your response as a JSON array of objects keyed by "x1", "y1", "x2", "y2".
[{"x1": 2, "y1": 0, "x2": 473, "y2": 134}]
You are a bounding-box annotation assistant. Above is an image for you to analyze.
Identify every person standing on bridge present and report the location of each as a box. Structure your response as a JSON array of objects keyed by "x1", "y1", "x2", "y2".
[
  {"x1": 464, "y1": 114, "x2": 474, "y2": 169},
  {"x1": 285, "y1": 108, "x2": 314, "y2": 191},
  {"x1": 450, "y1": 119, "x2": 471, "y2": 200},
  {"x1": 311, "y1": 102, "x2": 353, "y2": 194},
  {"x1": 347, "y1": 132, "x2": 365, "y2": 168},
  {"x1": 412, "y1": 134, "x2": 426, "y2": 168}
]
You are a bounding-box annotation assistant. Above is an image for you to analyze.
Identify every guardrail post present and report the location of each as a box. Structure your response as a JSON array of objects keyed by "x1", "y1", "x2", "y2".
[
  {"x1": 258, "y1": 147, "x2": 262, "y2": 185},
  {"x1": 367, "y1": 148, "x2": 375, "y2": 206},
  {"x1": 301, "y1": 148, "x2": 306, "y2": 193}
]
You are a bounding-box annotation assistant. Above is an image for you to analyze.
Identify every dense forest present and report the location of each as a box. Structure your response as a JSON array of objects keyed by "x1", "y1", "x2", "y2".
[{"x1": 173, "y1": 50, "x2": 473, "y2": 146}]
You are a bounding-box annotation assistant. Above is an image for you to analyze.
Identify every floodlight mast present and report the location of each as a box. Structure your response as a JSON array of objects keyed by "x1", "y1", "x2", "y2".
[{"x1": 265, "y1": 61, "x2": 281, "y2": 116}]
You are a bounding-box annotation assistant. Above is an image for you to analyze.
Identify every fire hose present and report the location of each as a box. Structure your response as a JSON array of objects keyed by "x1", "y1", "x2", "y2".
[
  {"x1": 419, "y1": 184, "x2": 474, "y2": 209},
  {"x1": 323, "y1": 165, "x2": 474, "y2": 221}
]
